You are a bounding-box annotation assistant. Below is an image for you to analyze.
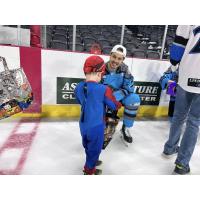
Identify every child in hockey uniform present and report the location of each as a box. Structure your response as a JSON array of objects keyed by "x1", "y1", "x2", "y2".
[
  {"x1": 74, "y1": 55, "x2": 121, "y2": 175},
  {"x1": 159, "y1": 66, "x2": 179, "y2": 120}
]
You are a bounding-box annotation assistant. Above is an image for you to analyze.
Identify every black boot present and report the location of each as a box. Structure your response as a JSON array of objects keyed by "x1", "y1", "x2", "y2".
[{"x1": 121, "y1": 124, "x2": 133, "y2": 143}]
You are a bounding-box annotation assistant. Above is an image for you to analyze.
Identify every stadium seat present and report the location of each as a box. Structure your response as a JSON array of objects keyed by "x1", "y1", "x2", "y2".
[
  {"x1": 97, "y1": 39, "x2": 110, "y2": 47},
  {"x1": 146, "y1": 51, "x2": 160, "y2": 59},
  {"x1": 53, "y1": 33, "x2": 67, "y2": 41},
  {"x1": 102, "y1": 31, "x2": 112, "y2": 37},
  {"x1": 110, "y1": 40, "x2": 120, "y2": 46},
  {"x1": 54, "y1": 29, "x2": 67, "y2": 35},
  {"x1": 124, "y1": 42, "x2": 137, "y2": 50},
  {"x1": 67, "y1": 43, "x2": 84, "y2": 52},
  {"x1": 137, "y1": 43, "x2": 148, "y2": 51},
  {"x1": 75, "y1": 44, "x2": 84, "y2": 52},
  {"x1": 55, "y1": 25, "x2": 68, "y2": 31},
  {"x1": 132, "y1": 50, "x2": 146, "y2": 58},
  {"x1": 68, "y1": 36, "x2": 82, "y2": 44},
  {"x1": 102, "y1": 46, "x2": 112, "y2": 54},
  {"x1": 42, "y1": 25, "x2": 177, "y2": 59},
  {"x1": 95, "y1": 35, "x2": 106, "y2": 40},
  {"x1": 46, "y1": 33, "x2": 53, "y2": 47},
  {"x1": 75, "y1": 37, "x2": 82, "y2": 44},
  {"x1": 129, "y1": 37, "x2": 141, "y2": 46},
  {"x1": 83, "y1": 37, "x2": 96, "y2": 45},
  {"x1": 51, "y1": 40, "x2": 67, "y2": 50}
]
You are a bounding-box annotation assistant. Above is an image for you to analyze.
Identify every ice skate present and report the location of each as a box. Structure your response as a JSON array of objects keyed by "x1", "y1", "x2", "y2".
[
  {"x1": 83, "y1": 168, "x2": 102, "y2": 175},
  {"x1": 120, "y1": 124, "x2": 133, "y2": 147},
  {"x1": 94, "y1": 169, "x2": 102, "y2": 175},
  {"x1": 103, "y1": 113, "x2": 119, "y2": 149}
]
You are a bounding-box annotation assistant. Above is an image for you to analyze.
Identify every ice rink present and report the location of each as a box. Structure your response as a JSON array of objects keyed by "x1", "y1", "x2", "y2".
[{"x1": 0, "y1": 117, "x2": 200, "y2": 175}]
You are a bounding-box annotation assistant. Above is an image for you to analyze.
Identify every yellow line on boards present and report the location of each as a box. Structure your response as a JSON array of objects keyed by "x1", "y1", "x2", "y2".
[{"x1": 10, "y1": 105, "x2": 168, "y2": 118}]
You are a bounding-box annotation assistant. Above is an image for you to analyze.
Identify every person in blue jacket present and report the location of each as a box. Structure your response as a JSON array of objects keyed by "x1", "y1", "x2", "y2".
[
  {"x1": 101, "y1": 45, "x2": 141, "y2": 144},
  {"x1": 159, "y1": 66, "x2": 178, "y2": 120},
  {"x1": 74, "y1": 55, "x2": 121, "y2": 175}
]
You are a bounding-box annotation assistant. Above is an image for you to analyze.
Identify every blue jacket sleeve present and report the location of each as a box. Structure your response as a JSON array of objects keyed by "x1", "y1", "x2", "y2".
[
  {"x1": 170, "y1": 25, "x2": 190, "y2": 65},
  {"x1": 170, "y1": 44, "x2": 185, "y2": 66}
]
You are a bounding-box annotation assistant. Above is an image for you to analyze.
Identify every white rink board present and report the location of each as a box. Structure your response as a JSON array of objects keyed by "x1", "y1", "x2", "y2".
[
  {"x1": 41, "y1": 50, "x2": 170, "y2": 105},
  {"x1": 131, "y1": 58, "x2": 170, "y2": 82}
]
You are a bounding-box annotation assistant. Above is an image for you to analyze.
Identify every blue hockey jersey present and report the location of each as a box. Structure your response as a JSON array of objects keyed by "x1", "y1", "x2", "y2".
[{"x1": 102, "y1": 62, "x2": 134, "y2": 94}]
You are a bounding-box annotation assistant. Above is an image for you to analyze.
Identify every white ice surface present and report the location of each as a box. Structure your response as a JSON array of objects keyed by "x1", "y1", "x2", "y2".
[
  {"x1": 0, "y1": 119, "x2": 18, "y2": 148},
  {"x1": 15, "y1": 122, "x2": 38, "y2": 134},
  {"x1": 0, "y1": 148, "x2": 23, "y2": 170},
  {"x1": 0, "y1": 118, "x2": 200, "y2": 175}
]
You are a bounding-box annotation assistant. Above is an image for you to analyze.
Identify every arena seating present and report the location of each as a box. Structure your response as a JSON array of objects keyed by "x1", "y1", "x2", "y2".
[{"x1": 1, "y1": 25, "x2": 177, "y2": 59}]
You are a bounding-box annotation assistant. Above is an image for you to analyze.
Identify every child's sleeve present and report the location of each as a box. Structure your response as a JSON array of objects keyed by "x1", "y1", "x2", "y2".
[
  {"x1": 104, "y1": 86, "x2": 122, "y2": 110},
  {"x1": 74, "y1": 85, "x2": 81, "y2": 104}
]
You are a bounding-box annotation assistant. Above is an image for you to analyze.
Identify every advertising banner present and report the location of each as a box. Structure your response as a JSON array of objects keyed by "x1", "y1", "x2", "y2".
[
  {"x1": 57, "y1": 77, "x2": 84, "y2": 104},
  {"x1": 57, "y1": 77, "x2": 162, "y2": 106}
]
